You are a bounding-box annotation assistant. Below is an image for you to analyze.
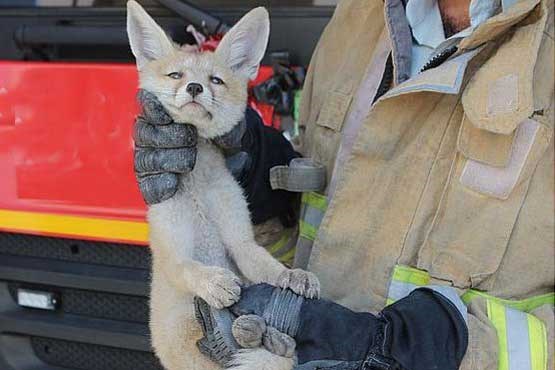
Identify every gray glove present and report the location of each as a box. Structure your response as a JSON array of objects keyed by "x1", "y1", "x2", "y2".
[
  {"x1": 134, "y1": 89, "x2": 248, "y2": 205},
  {"x1": 134, "y1": 90, "x2": 197, "y2": 205},
  {"x1": 213, "y1": 111, "x2": 249, "y2": 180}
]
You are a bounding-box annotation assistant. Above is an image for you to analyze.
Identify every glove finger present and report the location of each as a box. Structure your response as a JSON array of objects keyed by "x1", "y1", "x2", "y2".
[
  {"x1": 137, "y1": 89, "x2": 173, "y2": 125},
  {"x1": 134, "y1": 118, "x2": 198, "y2": 148},
  {"x1": 213, "y1": 118, "x2": 246, "y2": 152},
  {"x1": 135, "y1": 147, "x2": 196, "y2": 174},
  {"x1": 137, "y1": 172, "x2": 179, "y2": 205}
]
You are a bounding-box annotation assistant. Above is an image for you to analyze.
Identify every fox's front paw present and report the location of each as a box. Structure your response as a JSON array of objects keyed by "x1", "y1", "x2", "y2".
[
  {"x1": 199, "y1": 267, "x2": 241, "y2": 309},
  {"x1": 276, "y1": 269, "x2": 320, "y2": 299}
]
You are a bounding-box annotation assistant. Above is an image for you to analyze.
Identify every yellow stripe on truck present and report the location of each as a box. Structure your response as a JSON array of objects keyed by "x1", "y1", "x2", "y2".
[{"x1": 0, "y1": 209, "x2": 148, "y2": 243}]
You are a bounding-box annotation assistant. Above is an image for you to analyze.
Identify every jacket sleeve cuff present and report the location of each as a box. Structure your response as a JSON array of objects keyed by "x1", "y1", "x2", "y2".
[
  {"x1": 240, "y1": 107, "x2": 301, "y2": 225},
  {"x1": 381, "y1": 288, "x2": 469, "y2": 370},
  {"x1": 423, "y1": 285, "x2": 468, "y2": 324}
]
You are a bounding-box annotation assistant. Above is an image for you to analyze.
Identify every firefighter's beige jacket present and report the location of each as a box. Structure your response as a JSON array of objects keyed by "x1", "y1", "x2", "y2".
[{"x1": 297, "y1": 0, "x2": 554, "y2": 368}]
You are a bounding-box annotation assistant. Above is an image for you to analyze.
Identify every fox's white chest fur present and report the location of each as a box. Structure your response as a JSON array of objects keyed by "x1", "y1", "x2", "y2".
[
  {"x1": 173, "y1": 142, "x2": 233, "y2": 270},
  {"x1": 150, "y1": 141, "x2": 237, "y2": 273}
]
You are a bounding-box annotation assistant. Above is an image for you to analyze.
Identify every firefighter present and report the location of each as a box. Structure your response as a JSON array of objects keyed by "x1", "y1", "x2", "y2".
[{"x1": 133, "y1": 0, "x2": 554, "y2": 369}]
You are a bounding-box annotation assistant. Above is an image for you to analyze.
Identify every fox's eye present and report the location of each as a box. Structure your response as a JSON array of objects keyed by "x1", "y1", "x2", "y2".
[
  {"x1": 167, "y1": 72, "x2": 183, "y2": 80},
  {"x1": 210, "y1": 76, "x2": 224, "y2": 85}
]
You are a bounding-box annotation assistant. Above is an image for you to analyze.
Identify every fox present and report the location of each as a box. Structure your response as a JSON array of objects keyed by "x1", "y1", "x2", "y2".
[{"x1": 126, "y1": 2, "x2": 319, "y2": 370}]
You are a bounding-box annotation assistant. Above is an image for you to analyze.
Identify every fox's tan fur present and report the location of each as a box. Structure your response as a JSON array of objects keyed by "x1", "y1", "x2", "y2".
[{"x1": 126, "y1": 2, "x2": 318, "y2": 370}]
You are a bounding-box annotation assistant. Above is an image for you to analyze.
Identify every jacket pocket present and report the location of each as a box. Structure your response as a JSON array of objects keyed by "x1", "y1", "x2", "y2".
[
  {"x1": 417, "y1": 114, "x2": 553, "y2": 290},
  {"x1": 309, "y1": 87, "x2": 354, "y2": 178},
  {"x1": 458, "y1": 115, "x2": 552, "y2": 200},
  {"x1": 316, "y1": 89, "x2": 353, "y2": 132}
]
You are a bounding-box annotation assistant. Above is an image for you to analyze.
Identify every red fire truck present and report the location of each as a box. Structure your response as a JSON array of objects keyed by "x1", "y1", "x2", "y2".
[{"x1": 0, "y1": 1, "x2": 332, "y2": 369}]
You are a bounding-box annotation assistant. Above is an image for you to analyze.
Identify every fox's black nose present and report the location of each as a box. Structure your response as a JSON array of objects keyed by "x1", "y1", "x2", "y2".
[{"x1": 186, "y1": 83, "x2": 203, "y2": 98}]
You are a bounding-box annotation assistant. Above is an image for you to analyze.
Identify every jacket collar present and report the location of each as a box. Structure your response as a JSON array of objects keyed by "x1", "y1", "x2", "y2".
[
  {"x1": 380, "y1": 46, "x2": 484, "y2": 99},
  {"x1": 460, "y1": 0, "x2": 541, "y2": 50},
  {"x1": 381, "y1": 0, "x2": 544, "y2": 99}
]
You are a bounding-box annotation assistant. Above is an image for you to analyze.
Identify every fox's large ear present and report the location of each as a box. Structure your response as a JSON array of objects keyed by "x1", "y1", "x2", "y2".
[
  {"x1": 216, "y1": 7, "x2": 270, "y2": 80},
  {"x1": 127, "y1": 0, "x2": 174, "y2": 70}
]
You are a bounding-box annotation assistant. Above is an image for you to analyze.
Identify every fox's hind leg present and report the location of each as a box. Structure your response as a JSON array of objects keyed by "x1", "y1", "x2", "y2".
[{"x1": 149, "y1": 276, "x2": 221, "y2": 370}]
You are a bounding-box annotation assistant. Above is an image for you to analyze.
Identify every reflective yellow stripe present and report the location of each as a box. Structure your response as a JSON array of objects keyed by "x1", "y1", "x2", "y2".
[
  {"x1": 488, "y1": 300, "x2": 510, "y2": 370},
  {"x1": 0, "y1": 209, "x2": 148, "y2": 243},
  {"x1": 389, "y1": 265, "x2": 555, "y2": 313},
  {"x1": 392, "y1": 265, "x2": 430, "y2": 285},
  {"x1": 279, "y1": 247, "x2": 297, "y2": 266},
  {"x1": 266, "y1": 229, "x2": 296, "y2": 266},
  {"x1": 463, "y1": 290, "x2": 555, "y2": 313},
  {"x1": 387, "y1": 265, "x2": 430, "y2": 305},
  {"x1": 296, "y1": 192, "x2": 327, "y2": 267},
  {"x1": 299, "y1": 220, "x2": 318, "y2": 241},
  {"x1": 301, "y1": 192, "x2": 327, "y2": 211},
  {"x1": 297, "y1": 192, "x2": 328, "y2": 244},
  {"x1": 387, "y1": 263, "x2": 551, "y2": 370},
  {"x1": 528, "y1": 314, "x2": 548, "y2": 370},
  {"x1": 267, "y1": 230, "x2": 292, "y2": 255},
  {"x1": 487, "y1": 299, "x2": 548, "y2": 370}
]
